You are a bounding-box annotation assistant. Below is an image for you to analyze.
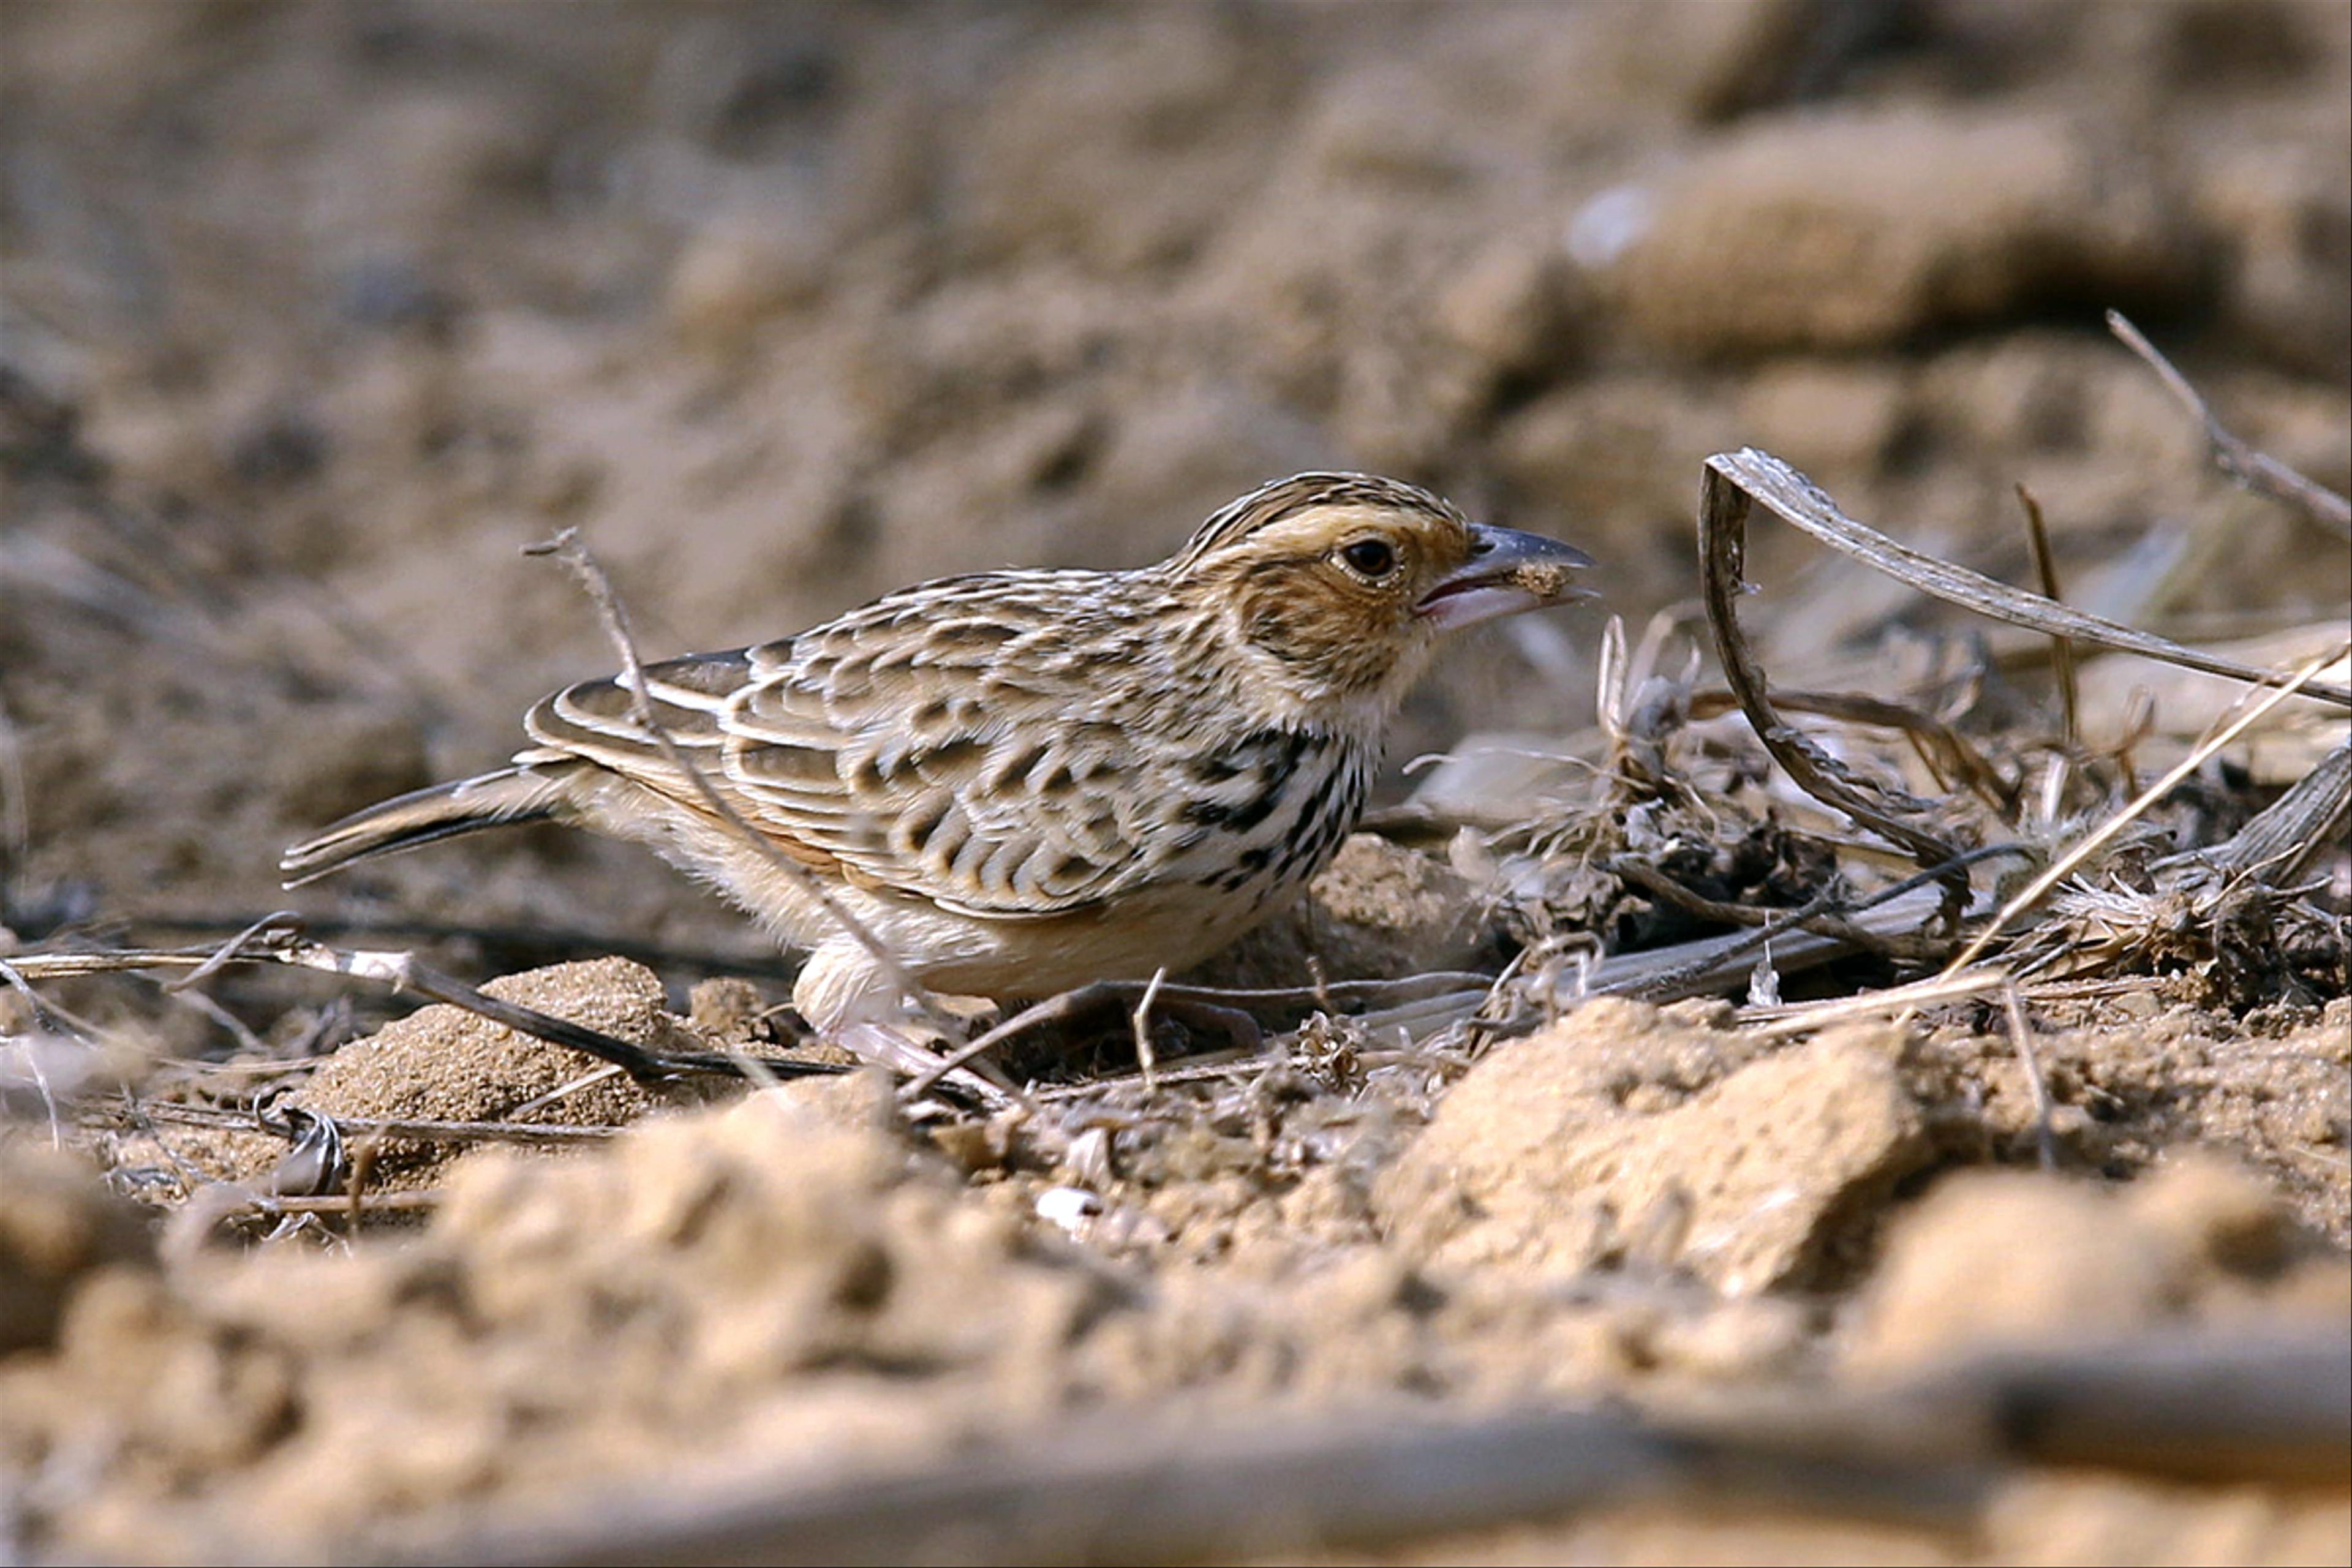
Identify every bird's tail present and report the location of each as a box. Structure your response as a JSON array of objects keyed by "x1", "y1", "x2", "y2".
[{"x1": 279, "y1": 766, "x2": 568, "y2": 887}]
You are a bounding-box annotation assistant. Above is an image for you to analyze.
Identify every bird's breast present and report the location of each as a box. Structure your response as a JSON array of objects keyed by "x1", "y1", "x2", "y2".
[{"x1": 1173, "y1": 726, "x2": 1376, "y2": 902}]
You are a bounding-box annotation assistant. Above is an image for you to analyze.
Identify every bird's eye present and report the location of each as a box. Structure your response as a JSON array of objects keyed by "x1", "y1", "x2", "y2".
[{"x1": 1339, "y1": 538, "x2": 1398, "y2": 578}]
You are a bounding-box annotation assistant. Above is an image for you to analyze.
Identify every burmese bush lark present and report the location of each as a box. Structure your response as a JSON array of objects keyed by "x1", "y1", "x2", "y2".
[{"x1": 283, "y1": 473, "x2": 1595, "y2": 1054}]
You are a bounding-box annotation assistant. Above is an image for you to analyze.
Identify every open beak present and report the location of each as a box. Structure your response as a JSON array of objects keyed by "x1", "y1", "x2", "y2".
[{"x1": 1414, "y1": 524, "x2": 1598, "y2": 631}]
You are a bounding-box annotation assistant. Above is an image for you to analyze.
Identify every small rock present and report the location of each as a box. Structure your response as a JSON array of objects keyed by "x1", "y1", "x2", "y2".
[
  {"x1": 1376, "y1": 1001, "x2": 1928, "y2": 1294},
  {"x1": 688, "y1": 977, "x2": 768, "y2": 1043},
  {"x1": 1189, "y1": 833, "x2": 1492, "y2": 988},
  {"x1": 1306, "y1": 833, "x2": 1490, "y2": 976},
  {"x1": 250, "y1": 958, "x2": 715, "y2": 1190}
]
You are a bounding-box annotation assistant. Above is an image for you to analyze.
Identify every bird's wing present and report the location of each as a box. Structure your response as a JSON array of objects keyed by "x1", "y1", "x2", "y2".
[{"x1": 518, "y1": 574, "x2": 1228, "y2": 918}]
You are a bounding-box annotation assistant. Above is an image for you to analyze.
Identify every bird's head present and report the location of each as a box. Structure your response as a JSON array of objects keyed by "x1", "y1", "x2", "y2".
[{"x1": 1164, "y1": 473, "x2": 1596, "y2": 721}]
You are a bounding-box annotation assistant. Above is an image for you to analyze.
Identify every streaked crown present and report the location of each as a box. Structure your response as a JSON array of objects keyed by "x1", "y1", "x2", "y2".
[{"x1": 1156, "y1": 472, "x2": 1499, "y2": 710}]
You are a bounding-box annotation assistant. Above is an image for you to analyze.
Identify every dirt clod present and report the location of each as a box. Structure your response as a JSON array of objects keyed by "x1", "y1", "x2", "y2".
[
  {"x1": 1378, "y1": 1001, "x2": 1931, "y2": 1293},
  {"x1": 0, "y1": 1145, "x2": 157, "y2": 1355}
]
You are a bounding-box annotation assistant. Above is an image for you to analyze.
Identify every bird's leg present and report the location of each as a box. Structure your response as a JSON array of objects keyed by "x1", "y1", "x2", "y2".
[{"x1": 792, "y1": 940, "x2": 1020, "y2": 1105}]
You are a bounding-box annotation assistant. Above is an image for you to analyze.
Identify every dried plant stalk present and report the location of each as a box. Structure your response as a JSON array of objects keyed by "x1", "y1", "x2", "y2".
[{"x1": 1701, "y1": 449, "x2": 2350, "y2": 709}]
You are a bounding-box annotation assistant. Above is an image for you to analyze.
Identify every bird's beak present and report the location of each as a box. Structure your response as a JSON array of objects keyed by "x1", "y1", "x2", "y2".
[{"x1": 1414, "y1": 525, "x2": 1598, "y2": 631}]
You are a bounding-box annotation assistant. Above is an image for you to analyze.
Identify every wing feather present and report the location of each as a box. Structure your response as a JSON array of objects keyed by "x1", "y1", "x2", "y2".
[{"x1": 511, "y1": 576, "x2": 1254, "y2": 918}]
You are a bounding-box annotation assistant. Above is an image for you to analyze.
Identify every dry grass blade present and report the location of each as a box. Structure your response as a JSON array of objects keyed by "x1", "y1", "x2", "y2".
[
  {"x1": 1940, "y1": 643, "x2": 2351, "y2": 978},
  {"x1": 1703, "y1": 448, "x2": 2352, "y2": 709},
  {"x1": 1698, "y1": 459, "x2": 1971, "y2": 910},
  {"x1": 2107, "y1": 310, "x2": 2352, "y2": 540},
  {"x1": 1736, "y1": 966, "x2": 2011, "y2": 1037},
  {"x1": 2179, "y1": 739, "x2": 2351, "y2": 886},
  {"x1": 2015, "y1": 484, "x2": 2080, "y2": 748},
  {"x1": 2002, "y1": 982, "x2": 2059, "y2": 1171},
  {"x1": 1131, "y1": 965, "x2": 1167, "y2": 1089}
]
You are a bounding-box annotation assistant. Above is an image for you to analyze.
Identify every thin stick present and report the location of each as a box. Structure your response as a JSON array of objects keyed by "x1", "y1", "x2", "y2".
[
  {"x1": 525, "y1": 530, "x2": 956, "y2": 1039},
  {"x1": 1131, "y1": 966, "x2": 1167, "y2": 1090},
  {"x1": 896, "y1": 987, "x2": 1112, "y2": 1104},
  {"x1": 2107, "y1": 310, "x2": 2352, "y2": 538},
  {"x1": 276, "y1": 936, "x2": 796, "y2": 1080},
  {"x1": 222, "y1": 1189, "x2": 442, "y2": 1219},
  {"x1": 2002, "y1": 982, "x2": 2059, "y2": 1172},
  {"x1": 135, "y1": 910, "x2": 796, "y2": 981},
  {"x1": 118, "y1": 1098, "x2": 619, "y2": 1147},
  {"x1": 1737, "y1": 966, "x2": 2011, "y2": 1038},
  {"x1": 2015, "y1": 484, "x2": 2079, "y2": 749},
  {"x1": 1940, "y1": 643, "x2": 2350, "y2": 976},
  {"x1": 1615, "y1": 844, "x2": 2029, "y2": 999},
  {"x1": 6, "y1": 929, "x2": 843, "y2": 1083}
]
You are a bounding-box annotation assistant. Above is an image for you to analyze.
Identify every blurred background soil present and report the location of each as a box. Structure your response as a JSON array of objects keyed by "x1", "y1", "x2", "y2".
[
  {"x1": 6, "y1": 0, "x2": 2347, "y2": 948},
  {"x1": 2, "y1": 2, "x2": 2348, "y2": 1563}
]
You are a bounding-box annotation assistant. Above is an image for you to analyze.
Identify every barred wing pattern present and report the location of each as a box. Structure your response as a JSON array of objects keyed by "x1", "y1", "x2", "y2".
[{"x1": 518, "y1": 571, "x2": 1370, "y2": 922}]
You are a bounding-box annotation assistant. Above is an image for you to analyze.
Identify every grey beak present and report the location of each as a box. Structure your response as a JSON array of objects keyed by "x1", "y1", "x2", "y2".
[
  {"x1": 1457, "y1": 524, "x2": 1597, "y2": 581},
  {"x1": 1415, "y1": 524, "x2": 1599, "y2": 630}
]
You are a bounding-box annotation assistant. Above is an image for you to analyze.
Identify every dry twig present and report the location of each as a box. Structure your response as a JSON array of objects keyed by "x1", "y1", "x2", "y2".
[
  {"x1": 2107, "y1": 310, "x2": 2352, "y2": 539},
  {"x1": 2015, "y1": 484, "x2": 2080, "y2": 748},
  {"x1": 115, "y1": 1098, "x2": 619, "y2": 1149},
  {"x1": 7, "y1": 922, "x2": 842, "y2": 1083}
]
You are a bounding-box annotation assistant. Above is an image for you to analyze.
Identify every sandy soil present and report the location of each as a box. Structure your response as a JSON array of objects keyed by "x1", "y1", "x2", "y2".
[{"x1": 2, "y1": 3, "x2": 2348, "y2": 1562}]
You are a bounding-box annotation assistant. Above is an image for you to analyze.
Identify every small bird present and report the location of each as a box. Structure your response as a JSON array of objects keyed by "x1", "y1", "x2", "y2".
[{"x1": 283, "y1": 473, "x2": 1594, "y2": 1066}]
